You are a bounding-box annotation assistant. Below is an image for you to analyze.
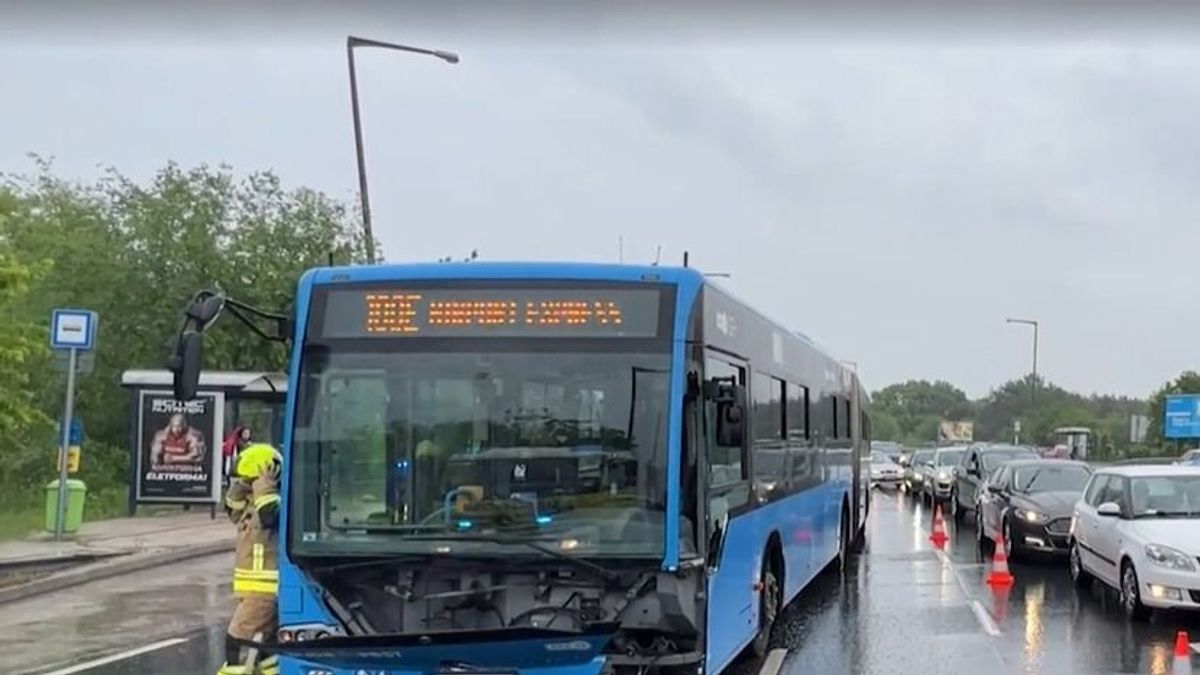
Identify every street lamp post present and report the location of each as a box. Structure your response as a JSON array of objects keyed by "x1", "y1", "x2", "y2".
[
  {"x1": 1006, "y1": 318, "x2": 1039, "y2": 407},
  {"x1": 347, "y1": 36, "x2": 459, "y2": 264}
]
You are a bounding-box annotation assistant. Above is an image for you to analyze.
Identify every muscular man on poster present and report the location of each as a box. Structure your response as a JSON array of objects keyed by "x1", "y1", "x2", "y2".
[{"x1": 150, "y1": 413, "x2": 206, "y2": 466}]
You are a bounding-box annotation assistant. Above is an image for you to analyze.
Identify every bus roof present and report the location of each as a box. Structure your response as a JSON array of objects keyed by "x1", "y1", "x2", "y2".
[
  {"x1": 304, "y1": 261, "x2": 862, "y2": 395},
  {"x1": 307, "y1": 261, "x2": 706, "y2": 286}
]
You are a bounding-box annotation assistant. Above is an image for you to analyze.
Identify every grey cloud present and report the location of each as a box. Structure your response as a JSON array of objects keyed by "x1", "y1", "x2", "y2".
[{"x1": 4, "y1": 37, "x2": 1200, "y2": 399}]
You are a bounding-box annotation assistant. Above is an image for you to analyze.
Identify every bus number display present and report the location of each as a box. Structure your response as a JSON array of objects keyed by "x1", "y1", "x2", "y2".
[{"x1": 319, "y1": 287, "x2": 661, "y2": 339}]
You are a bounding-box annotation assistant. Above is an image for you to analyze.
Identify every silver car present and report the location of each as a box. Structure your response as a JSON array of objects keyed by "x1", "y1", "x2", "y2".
[
  {"x1": 870, "y1": 451, "x2": 904, "y2": 489},
  {"x1": 903, "y1": 449, "x2": 934, "y2": 493},
  {"x1": 921, "y1": 446, "x2": 967, "y2": 505}
]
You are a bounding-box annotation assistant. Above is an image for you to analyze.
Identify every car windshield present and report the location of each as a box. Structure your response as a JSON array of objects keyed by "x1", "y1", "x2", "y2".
[
  {"x1": 1012, "y1": 465, "x2": 1091, "y2": 493},
  {"x1": 1129, "y1": 475, "x2": 1200, "y2": 518},
  {"x1": 981, "y1": 449, "x2": 1040, "y2": 472},
  {"x1": 913, "y1": 451, "x2": 934, "y2": 465},
  {"x1": 935, "y1": 449, "x2": 964, "y2": 467},
  {"x1": 871, "y1": 452, "x2": 891, "y2": 464},
  {"x1": 289, "y1": 345, "x2": 674, "y2": 558}
]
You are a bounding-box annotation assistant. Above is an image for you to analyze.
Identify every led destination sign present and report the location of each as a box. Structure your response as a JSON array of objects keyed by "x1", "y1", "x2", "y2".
[{"x1": 317, "y1": 287, "x2": 663, "y2": 339}]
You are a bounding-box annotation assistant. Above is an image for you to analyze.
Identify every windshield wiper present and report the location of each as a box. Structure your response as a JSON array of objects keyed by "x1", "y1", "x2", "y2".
[{"x1": 402, "y1": 533, "x2": 621, "y2": 582}]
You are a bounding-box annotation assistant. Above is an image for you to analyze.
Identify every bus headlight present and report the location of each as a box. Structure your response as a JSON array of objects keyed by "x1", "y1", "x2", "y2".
[{"x1": 278, "y1": 624, "x2": 341, "y2": 642}]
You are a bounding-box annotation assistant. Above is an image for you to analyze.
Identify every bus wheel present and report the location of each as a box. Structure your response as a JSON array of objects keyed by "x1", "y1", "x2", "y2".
[
  {"x1": 839, "y1": 506, "x2": 852, "y2": 568},
  {"x1": 844, "y1": 502, "x2": 864, "y2": 554},
  {"x1": 750, "y1": 555, "x2": 780, "y2": 658}
]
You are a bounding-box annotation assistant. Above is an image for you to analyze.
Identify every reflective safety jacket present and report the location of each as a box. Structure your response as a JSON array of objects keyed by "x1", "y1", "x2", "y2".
[{"x1": 226, "y1": 474, "x2": 281, "y2": 597}]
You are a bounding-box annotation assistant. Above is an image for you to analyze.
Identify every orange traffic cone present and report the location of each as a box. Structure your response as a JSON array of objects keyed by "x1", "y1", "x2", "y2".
[
  {"x1": 1174, "y1": 630, "x2": 1193, "y2": 674},
  {"x1": 990, "y1": 583, "x2": 1012, "y2": 625},
  {"x1": 929, "y1": 503, "x2": 948, "y2": 549},
  {"x1": 986, "y1": 533, "x2": 1015, "y2": 587}
]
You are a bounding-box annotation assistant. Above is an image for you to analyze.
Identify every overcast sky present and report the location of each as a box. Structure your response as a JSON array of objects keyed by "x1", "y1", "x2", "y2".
[{"x1": 4, "y1": 6, "x2": 1199, "y2": 399}]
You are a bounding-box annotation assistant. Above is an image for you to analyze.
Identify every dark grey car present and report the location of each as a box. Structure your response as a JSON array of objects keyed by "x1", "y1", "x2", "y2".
[{"x1": 950, "y1": 443, "x2": 1041, "y2": 523}]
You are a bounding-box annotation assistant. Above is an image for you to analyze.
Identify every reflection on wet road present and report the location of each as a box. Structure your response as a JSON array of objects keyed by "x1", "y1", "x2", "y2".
[
  {"x1": 749, "y1": 489, "x2": 1200, "y2": 675},
  {"x1": 7, "y1": 493, "x2": 1200, "y2": 674},
  {"x1": 1, "y1": 552, "x2": 231, "y2": 674}
]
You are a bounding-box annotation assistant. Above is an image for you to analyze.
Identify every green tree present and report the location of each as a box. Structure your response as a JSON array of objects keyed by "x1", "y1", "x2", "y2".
[
  {"x1": 871, "y1": 410, "x2": 902, "y2": 442},
  {"x1": 0, "y1": 237, "x2": 53, "y2": 500},
  {"x1": 0, "y1": 160, "x2": 368, "y2": 506},
  {"x1": 871, "y1": 380, "x2": 973, "y2": 445},
  {"x1": 975, "y1": 376, "x2": 1093, "y2": 445}
]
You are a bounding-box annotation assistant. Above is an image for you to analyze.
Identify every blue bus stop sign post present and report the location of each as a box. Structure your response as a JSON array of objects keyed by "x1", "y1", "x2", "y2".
[
  {"x1": 50, "y1": 309, "x2": 97, "y2": 540},
  {"x1": 1163, "y1": 394, "x2": 1200, "y2": 440}
]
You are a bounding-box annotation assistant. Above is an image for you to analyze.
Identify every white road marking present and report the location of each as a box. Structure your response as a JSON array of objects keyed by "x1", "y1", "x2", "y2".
[
  {"x1": 758, "y1": 648, "x2": 789, "y2": 675},
  {"x1": 37, "y1": 638, "x2": 189, "y2": 675},
  {"x1": 971, "y1": 600, "x2": 1003, "y2": 637},
  {"x1": 930, "y1": 523, "x2": 1001, "y2": 637}
]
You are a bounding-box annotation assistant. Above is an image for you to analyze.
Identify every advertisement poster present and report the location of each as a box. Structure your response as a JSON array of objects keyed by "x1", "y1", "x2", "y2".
[
  {"x1": 135, "y1": 390, "x2": 223, "y2": 503},
  {"x1": 937, "y1": 420, "x2": 974, "y2": 443}
]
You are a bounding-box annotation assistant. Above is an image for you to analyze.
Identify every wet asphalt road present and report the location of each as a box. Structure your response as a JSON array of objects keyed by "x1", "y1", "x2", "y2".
[
  {"x1": 0, "y1": 552, "x2": 232, "y2": 675},
  {"x1": 737, "y1": 488, "x2": 1200, "y2": 675},
  {"x1": 5, "y1": 491, "x2": 1199, "y2": 675}
]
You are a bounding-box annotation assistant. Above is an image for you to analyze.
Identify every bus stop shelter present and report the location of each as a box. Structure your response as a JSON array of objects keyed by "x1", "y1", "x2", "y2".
[{"x1": 119, "y1": 370, "x2": 287, "y2": 516}]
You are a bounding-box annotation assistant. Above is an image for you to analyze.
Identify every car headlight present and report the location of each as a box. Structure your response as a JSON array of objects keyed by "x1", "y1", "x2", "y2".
[
  {"x1": 1144, "y1": 544, "x2": 1197, "y2": 571},
  {"x1": 1014, "y1": 508, "x2": 1048, "y2": 524},
  {"x1": 936, "y1": 470, "x2": 952, "y2": 482}
]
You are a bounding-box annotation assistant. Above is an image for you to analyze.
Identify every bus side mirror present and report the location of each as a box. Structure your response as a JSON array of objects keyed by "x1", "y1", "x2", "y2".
[
  {"x1": 169, "y1": 331, "x2": 203, "y2": 401},
  {"x1": 705, "y1": 376, "x2": 746, "y2": 447},
  {"x1": 717, "y1": 401, "x2": 745, "y2": 447},
  {"x1": 187, "y1": 294, "x2": 226, "y2": 328}
]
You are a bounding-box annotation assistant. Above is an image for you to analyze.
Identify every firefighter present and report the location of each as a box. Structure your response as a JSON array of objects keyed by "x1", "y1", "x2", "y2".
[{"x1": 218, "y1": 443, "x2": 282, "y2": 675}]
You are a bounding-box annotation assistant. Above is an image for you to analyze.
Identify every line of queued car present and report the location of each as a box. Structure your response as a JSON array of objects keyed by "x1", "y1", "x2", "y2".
[{"x1": 887, "y1": 442, "x2": 1200, "y2": 621}]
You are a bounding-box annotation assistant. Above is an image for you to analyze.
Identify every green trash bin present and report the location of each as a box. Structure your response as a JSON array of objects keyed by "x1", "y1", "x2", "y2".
[{"x1": 44, "y1": 479, "x2": 87, "y2": 534}]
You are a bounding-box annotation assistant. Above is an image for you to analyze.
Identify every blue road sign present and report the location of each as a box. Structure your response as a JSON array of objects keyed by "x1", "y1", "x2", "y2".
[
  {"x1": 50, "y1": 309, "x2": 97, "y2": 351},
  {"x1": 57, "y1": 419, "x2": 83, "y2": 445},
  {"x1": 1163, "y1": 394, "x2": 1200, "y2": 439}
]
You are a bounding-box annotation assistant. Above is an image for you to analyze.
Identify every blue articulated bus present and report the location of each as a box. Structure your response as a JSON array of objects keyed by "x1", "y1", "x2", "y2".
[{"x1": 170, "y1": 262, "x2": 870, "y2": 675}]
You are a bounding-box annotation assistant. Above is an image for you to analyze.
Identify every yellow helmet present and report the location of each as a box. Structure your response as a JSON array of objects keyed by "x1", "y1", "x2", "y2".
[{"x1": 235, "y1": 443, "x2": 282, "y2": 479}]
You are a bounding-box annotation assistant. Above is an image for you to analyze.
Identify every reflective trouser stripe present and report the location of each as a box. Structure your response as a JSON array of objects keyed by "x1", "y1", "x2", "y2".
[
  {"x1": 217, "y1": 664, "x2": 252, "y2": 675},
  {"x1": 260, "y1": 655, "x2": 279, "y2": 675},
  {"x1": 232, "y1": 578, "x2": 278, "y2": 595},
  {"x1": 252, "y1": 544, "x2": 264, "y2": 571},
  {"x1": 254, "y1": 493, "x2": 280, "y2": 509},
  {"x1": 233, "y1": 569, "x2": 278, "y2": 581},
  {"x1": 225, "y1": 497, "x2": 246, "y2": 510}
]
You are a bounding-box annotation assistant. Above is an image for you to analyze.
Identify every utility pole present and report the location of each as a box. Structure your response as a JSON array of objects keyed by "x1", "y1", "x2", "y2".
[
  {"x1": 1006, "y1": 318, "x2": 1039, "y2": 407},
  {"x1": 347, "y1": 36, "x2": 459, "y2": 263}
]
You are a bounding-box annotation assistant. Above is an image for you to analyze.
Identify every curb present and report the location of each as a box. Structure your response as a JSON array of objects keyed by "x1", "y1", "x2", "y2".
[
  {"x1": 0, "y1": 549, "x2": 127, "y2": 568},
  {"x1": 0, "y1": 540, "x2": 233, "y2": 604}
]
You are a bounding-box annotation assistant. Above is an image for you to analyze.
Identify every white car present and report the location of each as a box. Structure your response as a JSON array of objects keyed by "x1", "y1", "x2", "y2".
[
  {"x1": 870, "y1": 451, "x2": 904, "y2": 489},
  {"x1": 1069, "y1": 464, "x2": 1200, "y2": 620},
  {"x1": 1176, "y1": 449, "x2": 1200, "y2": 466}
]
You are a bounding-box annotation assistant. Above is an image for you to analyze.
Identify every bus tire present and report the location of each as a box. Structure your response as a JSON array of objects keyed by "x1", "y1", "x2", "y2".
[
  {"x1": 846, "y1": 497, "x2": 864, "y2": 554},
  {"x1": 750, "y1": 548, "x2": 781, "y2": 658}
]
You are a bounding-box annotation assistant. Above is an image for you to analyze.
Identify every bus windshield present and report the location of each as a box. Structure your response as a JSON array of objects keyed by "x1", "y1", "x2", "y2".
[{"x1": 288, "y1": 346, "x2": 674, "y2": 559}]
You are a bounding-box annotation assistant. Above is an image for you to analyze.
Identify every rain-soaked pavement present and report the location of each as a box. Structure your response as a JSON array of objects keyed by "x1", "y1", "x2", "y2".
[
  {"x1": 0, "y1": 551, "x2": 231, "y2": 674},
  {"x1": 747, "y1": 489, "x2": 1200, "y2": 675},
  {"x1": 5, "y1": 491, "x2": 1199, "y2": 674}
]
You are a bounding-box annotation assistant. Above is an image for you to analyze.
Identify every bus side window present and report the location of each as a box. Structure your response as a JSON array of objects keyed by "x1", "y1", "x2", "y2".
[
  {"x1": 752, "y1": 373, "x2": 786, "y2": 499},
  {"x1": 705, "y1": 356, "x2": 749, "y2": 509},
  {"x1": 786, "y1": 383, "x2": 812, "y2": 487}
]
